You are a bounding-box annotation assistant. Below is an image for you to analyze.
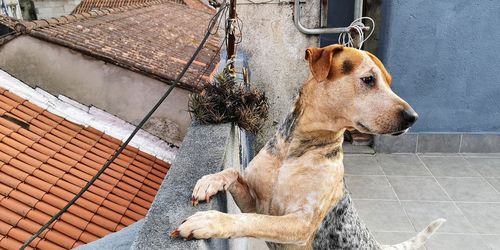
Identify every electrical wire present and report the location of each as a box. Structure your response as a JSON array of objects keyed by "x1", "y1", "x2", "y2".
[
  {"x1": 338, "y1": 16, "x2": 375, "y2": 49},
  {"x1": 193, "y1": 3, "x2": 229, "y2": 88},
  {"x1": 19, "y1": 2, "x2": 228, "y2": 249},
  {"x1": 193, "y1": 40, "x2": 224, "y2": 88}
]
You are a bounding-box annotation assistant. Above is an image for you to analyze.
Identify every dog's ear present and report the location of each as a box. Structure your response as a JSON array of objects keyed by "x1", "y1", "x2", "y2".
[{"x1": 305, "y1": 45, "x2": 343, "y2": 82}]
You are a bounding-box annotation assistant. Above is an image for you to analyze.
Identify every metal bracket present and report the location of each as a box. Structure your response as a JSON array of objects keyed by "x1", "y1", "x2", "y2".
[{"x1": 293, "y1": 0, "x2": 366, "y2": 35}]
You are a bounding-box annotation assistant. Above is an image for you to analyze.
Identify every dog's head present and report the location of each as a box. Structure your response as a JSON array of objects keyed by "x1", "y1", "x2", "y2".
[{"x1": 304, "y1": 44, "x2": 417, "y2": 135}]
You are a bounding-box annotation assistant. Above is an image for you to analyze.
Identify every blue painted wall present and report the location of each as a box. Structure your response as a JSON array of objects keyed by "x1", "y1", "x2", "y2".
[{"x1": 379, "y1": 0, "x2": 500, "y2": 132}]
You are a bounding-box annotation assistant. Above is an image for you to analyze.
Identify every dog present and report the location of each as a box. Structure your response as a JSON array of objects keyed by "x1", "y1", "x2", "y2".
[{"x1": 171, "y1": 44, "x2": 445, "y2": 249}]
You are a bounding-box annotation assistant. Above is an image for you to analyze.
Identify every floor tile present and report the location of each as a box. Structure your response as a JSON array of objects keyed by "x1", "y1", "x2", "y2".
[
  {"x1": 419, "y1": 153, "x2": 466, "y2": 158},
  {"x1": 372, "y1": 232, "x2": 422, "y2": 248},
  {"x1": 481, "y1": 235, "x2": 500, "y2": 249},
  {"x1": 437, "y1": 178, "x2": 500, "y2": 202},
  {"x1": 347, "y1": 153, "x2": 500, "y2": 249},
  {"x1": 345, "y1": 176, "x2": 397, "y2": 200},
  {"x1": 352, "y1": 200, "x2": 414, "y2": 232},
  {"x1": 486, "y1": 178, "x2": 500, "y2": 193},
  {"x1": 344, "y1": 155, "x2": 384, "y2": 175},
  {"x1": 420, "y1": 156, "x2": 480, "y2": 177},
  {"x1": 388, "y1": 176, "x2": 450, "y2": 201},
  {"x1": 425, "y1": 234, "x2": 489, "y2": 250},
  {"x1": 465, "y1": 158, "x2": 500, "y2": 177},
  {"x1": 461, "y1": 153, "x2": 500, "y2": 158},
  {"x1": 401, "y1": 201, "x2": 476, "y2": 233},
  {"x1": 457, "y1": 203, "x2": 500, "y2": 234},
  {"x1": 377, "y1": 154, "x2": 431, "y2": 176}
]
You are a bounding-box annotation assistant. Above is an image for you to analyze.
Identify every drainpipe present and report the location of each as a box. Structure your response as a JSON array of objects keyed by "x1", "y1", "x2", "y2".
[
  {"x1": 293, "y1": 0, "x2": 366, "y2": 35},
  {"x1": 353, "y1": 0, "x2": 363, "y2": 20}
]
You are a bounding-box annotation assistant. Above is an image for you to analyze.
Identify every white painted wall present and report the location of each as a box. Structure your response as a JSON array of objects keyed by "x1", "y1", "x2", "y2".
[
  {"x1": 0, "y1": 36, "x2": 191, "y2": 144},
  {"x1": 33, "y1": 0, "x2": 81, "y2": 19}
]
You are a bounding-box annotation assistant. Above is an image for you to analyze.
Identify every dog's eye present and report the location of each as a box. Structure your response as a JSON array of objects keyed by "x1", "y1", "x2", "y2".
[{"x1": 361, "y1": 76, "x2": 375, "y2": 86}]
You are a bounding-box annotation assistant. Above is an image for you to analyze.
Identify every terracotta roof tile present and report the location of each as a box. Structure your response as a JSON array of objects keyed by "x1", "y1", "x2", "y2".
[
  {"x1": 16, "y1": 105, "x2": 39, "y2": 118},
  {"x1": 71, "y1": 0, "x2": 181, "y2": 14},
  {"x1": 15, "y1": 0, "x2": 219, "y2": 92},
  {"x1": 17, "y1": 129, "x2": 41, "y2": 143},
  {"x1": 0, "y1": 89, "x2": 169, "y2": 249}
]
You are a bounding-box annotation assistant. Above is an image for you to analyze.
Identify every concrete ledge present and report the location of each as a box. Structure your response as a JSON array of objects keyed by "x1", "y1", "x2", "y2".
[
  {"x1": 375, "y1": 133, "x2": 500, "y2": 153},
  {"x1": 75, "y1": 220, "x2": 144, "y2": 250},
  {"x1": 131, "y1": 123, "x2": 239, "y2": 250}
]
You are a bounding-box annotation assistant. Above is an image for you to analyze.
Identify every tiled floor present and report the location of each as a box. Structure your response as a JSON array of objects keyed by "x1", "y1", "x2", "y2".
[{"x1": 345, "y1": 153, "x2": 500, "y2": 250}]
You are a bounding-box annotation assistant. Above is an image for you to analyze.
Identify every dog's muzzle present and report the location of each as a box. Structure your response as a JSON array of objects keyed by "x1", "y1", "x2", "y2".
[
  {"x1": 400, "y1": 108, "x2": 418, "y2": 128},
  {"x1": 391, "y1": 108, "x2": 418, "y2": 136}
]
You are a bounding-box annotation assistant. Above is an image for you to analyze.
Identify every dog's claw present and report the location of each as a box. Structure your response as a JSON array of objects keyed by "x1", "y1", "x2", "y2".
[
  {"x1": 170, "y1": 229, "x2": 180, "y2": 238},
  {"x1": 192, "y1": 196, "x2": 198, "y2": 206}
]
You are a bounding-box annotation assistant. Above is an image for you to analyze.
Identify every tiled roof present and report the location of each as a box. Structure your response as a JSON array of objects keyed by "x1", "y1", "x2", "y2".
[
  {"x1": 71, "y1": 0, "x2": 214, "y2": 15},
  {"x1": 0, "y1": 85, "x2": 170, "y2": 248},
  {"x1": 71, "y1": 0, "x2": 180, "y2": 14},
  {"x1": 14, "y1": 0, "x2": 221, "y2": 92},
  {"x1": 0, "y1": 15, "x2": 18, "y2": 30},
  {"x1": 0, "y1": 15, "x2": 21, "y2": 47},
  {"x1": 182, "y1": 0, "x2": 216, "y2": 14}
]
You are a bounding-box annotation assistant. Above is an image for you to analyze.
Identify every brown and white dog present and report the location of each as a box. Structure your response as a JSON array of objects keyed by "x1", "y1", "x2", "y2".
[{"x1": 171, "y1": 44, "x2": 444, "y2": 249}]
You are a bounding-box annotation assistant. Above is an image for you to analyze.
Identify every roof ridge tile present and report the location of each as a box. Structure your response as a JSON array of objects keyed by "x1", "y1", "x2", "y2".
[{"x1": 15, "y1": 0, "x2": 171, "y2": 33}]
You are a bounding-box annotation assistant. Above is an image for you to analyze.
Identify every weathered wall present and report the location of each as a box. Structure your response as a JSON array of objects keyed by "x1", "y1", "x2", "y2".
[
  {"x1": 237, "y1": 0, "x2": 320, "y2": 149},
  {"x1": 3, "y1": 0, "x2": 23, "y2": 19},
  {"x1": 33, "y1": 0, "x2": 80, "y2": 19},
  {"x1": 0, "y1": 36, "x2": 191, "y2": 143},
  {"x1": 379, "y1": 0, "x2": 500, "y2": 132}
]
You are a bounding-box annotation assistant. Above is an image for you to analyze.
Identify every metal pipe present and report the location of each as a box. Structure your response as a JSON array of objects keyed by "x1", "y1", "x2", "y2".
[
  {"x1": 354, "y1": 0, "x2": 363, "y2": 20},
  {"x1": 353, "y1": 0, "x2": 364, "y2": 47},
  {"x1": 293, "y1": 0, "x2": 349, "y2": 35},
  {"x1": 320, "y1": 0, "x2": 328, "y2": 28},
  {"x1": 227, "y1": 0, "x2": 236, "y2": 60}
]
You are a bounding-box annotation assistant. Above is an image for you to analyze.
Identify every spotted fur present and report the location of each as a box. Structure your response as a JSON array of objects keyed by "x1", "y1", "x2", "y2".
[
  {"x1": 341, "y1": 60, "x2": 354, "y2": 75},
  {"x1": 278, "y1": 94, "x2": 304, "y2": 142},
  {"x1": 288, "y1": 137, "x2": 342, "y2": 159},
  {"x1": 313, "y1": 187, "x2": 381, "y2": 250}
]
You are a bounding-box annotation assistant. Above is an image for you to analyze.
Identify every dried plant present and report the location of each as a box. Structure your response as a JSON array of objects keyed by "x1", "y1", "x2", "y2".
[{"x1": 189, "y1": 72, "x2": 268, "y2": 133}]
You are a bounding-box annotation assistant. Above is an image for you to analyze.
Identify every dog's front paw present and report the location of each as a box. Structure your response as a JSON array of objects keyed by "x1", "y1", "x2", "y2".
[
  {"x1": 192, "y1": 173, "x2": 233, "y2": 206},
  {"x1": 171, "y1": 210, "x2": 235, "y2": 240}
]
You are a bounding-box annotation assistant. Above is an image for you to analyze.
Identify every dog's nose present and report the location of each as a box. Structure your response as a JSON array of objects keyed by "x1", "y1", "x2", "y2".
[{"x1": 400, "y1": 108, "x2": 418, "y2": 128}]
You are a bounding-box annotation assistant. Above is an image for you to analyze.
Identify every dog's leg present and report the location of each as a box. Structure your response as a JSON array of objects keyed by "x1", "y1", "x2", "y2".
[
  {"x1": 173, "y1": 211, "x2": 311, "y2": 245},
  {"x1": 192, "y1": 168, "x2": 256, "y2": 212}
]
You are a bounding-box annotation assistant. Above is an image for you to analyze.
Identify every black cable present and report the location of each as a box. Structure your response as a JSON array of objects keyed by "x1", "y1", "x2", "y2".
[{"x1": 20, "y1": 3, "x2": 227, "y2": 249}]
